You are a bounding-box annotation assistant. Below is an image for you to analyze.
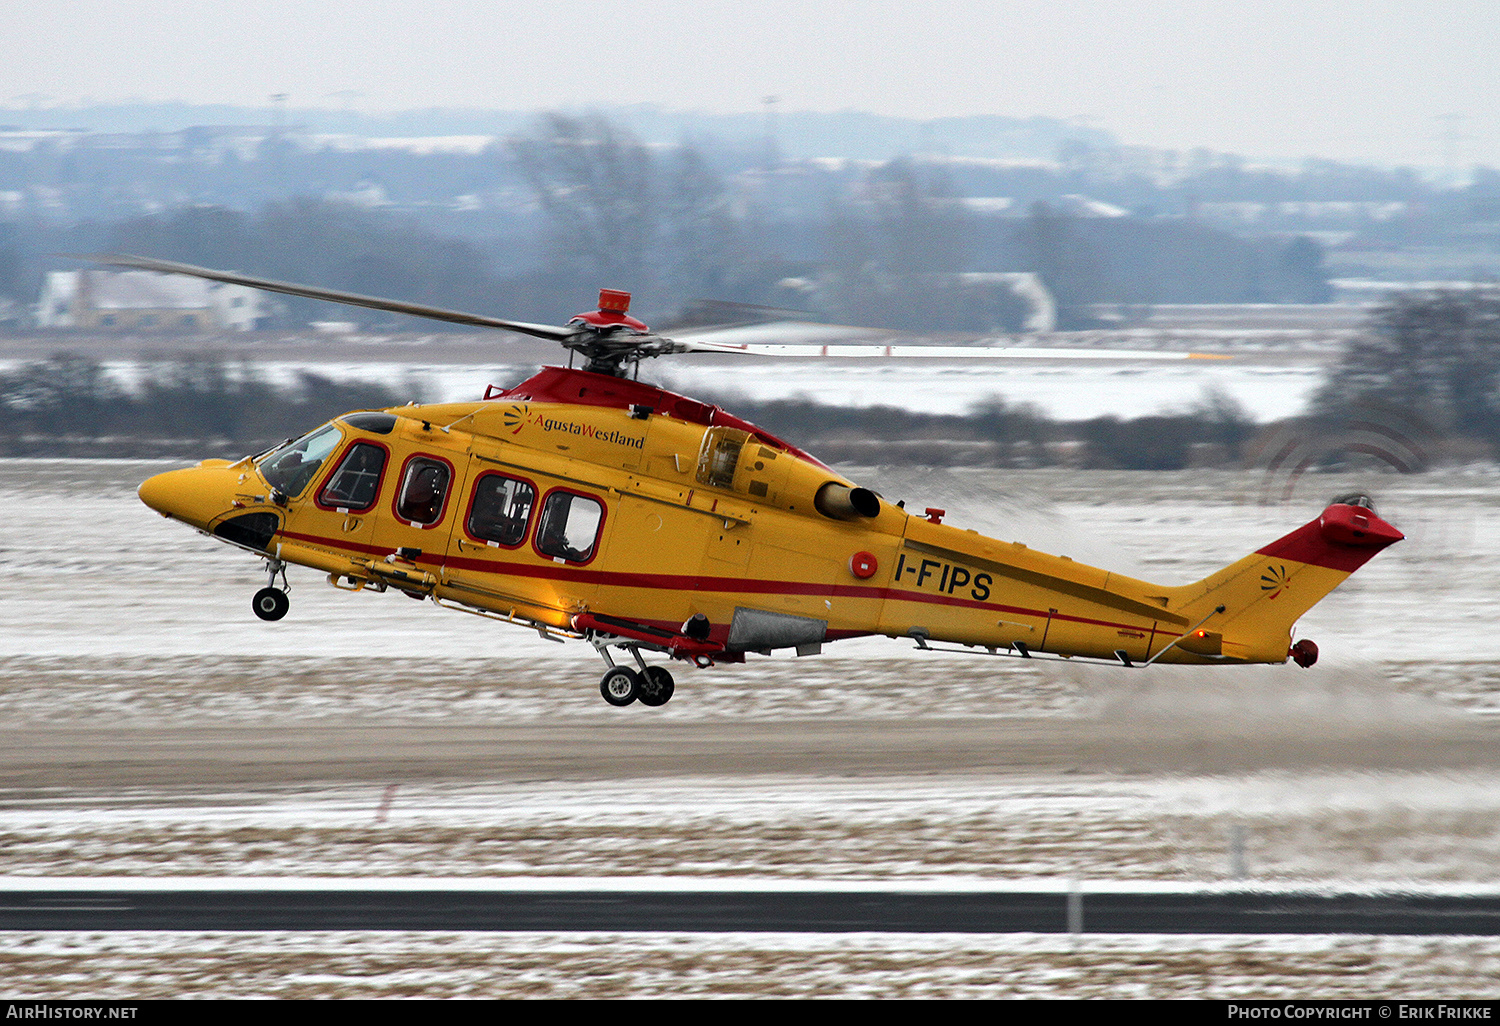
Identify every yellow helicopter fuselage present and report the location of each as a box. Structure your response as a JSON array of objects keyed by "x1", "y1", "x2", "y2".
[{"x1": 139, "y1": 366, "x2": 1403, "y2": 675}]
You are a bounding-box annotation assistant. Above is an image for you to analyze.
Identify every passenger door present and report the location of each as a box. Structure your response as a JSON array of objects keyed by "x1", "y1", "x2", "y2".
[
  {"x1": 442, "y1": 461, "x2": 540, "y2": 594},
  {"x1": 367, "y1": 429, "x2": 469, "y2": 590}
]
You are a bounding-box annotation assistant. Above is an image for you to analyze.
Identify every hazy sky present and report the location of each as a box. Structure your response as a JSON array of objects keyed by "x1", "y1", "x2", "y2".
[{"x1": 7, "y1": 0, "x2": 1498, "y2": 168}]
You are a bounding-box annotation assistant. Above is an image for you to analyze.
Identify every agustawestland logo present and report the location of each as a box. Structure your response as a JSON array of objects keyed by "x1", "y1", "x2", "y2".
[
  {"x1": 1260, "y1": 563, "x2": 1289, "y2": 599},
  {"x1": 503, "y1": 403, "x2": 644, "y2": 449},
  {"x1": 502, "y1": 403, "x2": 529, "y2": 434}
]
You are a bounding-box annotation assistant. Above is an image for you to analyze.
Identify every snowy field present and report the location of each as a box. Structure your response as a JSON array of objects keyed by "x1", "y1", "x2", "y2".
[
  {"x1": 195, "y1": 355, "x2": 1325, "y2": 422},
  {"x1": 4, "y1": 347, "x2": 1329, "y2": 422},
  {"x1": 0, "y1": 459, "x2": 1497, "y2": 997},
  {"x1": 2, "y1": 932, "x2": 1497, "y2": 999},
  {"x1": 657, "y1": 356, "x2": 1327, "y2": 422}
]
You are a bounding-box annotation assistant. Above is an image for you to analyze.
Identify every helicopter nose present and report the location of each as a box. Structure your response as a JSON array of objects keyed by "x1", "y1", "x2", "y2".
[{"x1": 139, "y1": 463, "x2": 239, "y2": 529}]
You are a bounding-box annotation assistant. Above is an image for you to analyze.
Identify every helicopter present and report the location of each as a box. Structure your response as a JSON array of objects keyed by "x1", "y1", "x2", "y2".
[{"x1": 105, "y1": 253, "x2": 1404, "y2": 708}]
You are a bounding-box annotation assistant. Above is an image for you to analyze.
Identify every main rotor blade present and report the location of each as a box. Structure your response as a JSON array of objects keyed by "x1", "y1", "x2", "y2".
[
  {"x1": 670, "y1": 337, "x2": 1230, "y2": 361},
  {"x1": 670, "y1": 320, "x2": 885, "y2": 345},
  {"x1": 82, "y1": 254, "x2": 577, "y2": 342},
  {"x1": 664, "y1": 320, "x2": 1227, "y2": 361}
]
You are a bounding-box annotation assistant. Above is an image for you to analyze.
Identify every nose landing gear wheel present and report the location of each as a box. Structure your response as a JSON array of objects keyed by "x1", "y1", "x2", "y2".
[
  {"x1": 252, "y1": 587, "x2": 289, "y2": 621},
  {"x1": 637, "y1": 665, "x2": 675, "y2": 707},
  {"x1": 599, "y1": 666, "x2": 640, "y2": 706}
]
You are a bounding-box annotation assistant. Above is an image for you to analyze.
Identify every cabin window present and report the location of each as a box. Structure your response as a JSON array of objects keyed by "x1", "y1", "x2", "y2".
[
  {"x1": 396, "y1": 457, "x2": 451, "y2": 525},
  {"x1": 260, "y1": 423, "x2": 343, "y2": 497},
  {"x1": 536, "y1": 491, "x2": 603, "y2": 563},
  {"x1": 319, "y1": 442, "x2": 387, "y2": 512},
  {"x1": 467, "y1": 473, "x2": 535, "y2": 547}
]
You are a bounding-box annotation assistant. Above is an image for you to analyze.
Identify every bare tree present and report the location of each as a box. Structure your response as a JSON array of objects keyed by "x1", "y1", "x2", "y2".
[
  {"x1": 819, "y1": 158, "x2": 993, "y2": 330},
  {"x1": 662, "y1": 145, "x2": 744, "y2": 299},
  {"x1": 1013, "y1": 200, "x2": 1103, "y2": 329},
  {"x1": 509, "y1": 114, "x2": 657, "y2": 290},
  {"x1": 867, "y1": 157, "x2": 972, "y2": 275},
  {"x1": 1316, "y1": 289, "x2": 1500, "y2": 444}
]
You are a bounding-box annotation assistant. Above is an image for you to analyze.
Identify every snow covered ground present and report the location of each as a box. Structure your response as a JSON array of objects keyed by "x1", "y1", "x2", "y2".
[
  {"x1": 4, "y1": 349, "x2": 1328, "y2": 422},
  {"x1": 1, "y1": 931, "x2": 1497, "y2": 999},
  {"x1": 1, "y1": 772, "x2": 1498, "y2": 883},
  {"x1": 0, "y1": 459, "x2": 1497, "y2": 997},
  {"x1": 656, "y1": 357, "x2": 1326, "y2": 422}
]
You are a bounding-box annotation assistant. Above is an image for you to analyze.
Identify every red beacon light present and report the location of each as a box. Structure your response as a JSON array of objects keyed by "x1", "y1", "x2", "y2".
[
  {"x1": 598, "y1": 288, "x2": 632, "y2": 313},
  {"x1": 570, "y1": 288, "x2": 649, "y2": 333}
]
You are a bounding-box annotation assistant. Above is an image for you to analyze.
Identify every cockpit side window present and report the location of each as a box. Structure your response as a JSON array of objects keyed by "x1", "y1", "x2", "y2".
[
  {"x1": 466, "y1": 473, "x2": 536, "y2": 547},
  {"x1": 396, "y1": 456, "x2": 452, "y2": 526},
  {"x1": 536, "y1": 490, "x2": 604, "y2": 564},
  {"x1": 259, "y1": 424, "x2": 342, "y2": 497},
  {"x1": 318, "y1": 442, "x2": 388, "y2": 512}
]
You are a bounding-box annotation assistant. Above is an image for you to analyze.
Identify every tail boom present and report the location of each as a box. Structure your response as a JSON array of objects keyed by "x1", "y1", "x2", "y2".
[
  {"x1": 870, "y1": 499, "x2": 1400, "y2": 668},
  {"x1": 1165, "y1": 500, "x2": 1404, "y2": 664}
]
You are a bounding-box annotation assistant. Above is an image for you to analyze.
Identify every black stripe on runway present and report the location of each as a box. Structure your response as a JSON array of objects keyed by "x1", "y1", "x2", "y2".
[{"x1": 2, "y1": 890, "x2": 1500, "y2": 934}]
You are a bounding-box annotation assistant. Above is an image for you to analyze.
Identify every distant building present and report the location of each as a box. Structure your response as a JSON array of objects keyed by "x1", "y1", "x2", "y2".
[{"x1": 36, "y1": 270, "x2": 266, "y2": 331}]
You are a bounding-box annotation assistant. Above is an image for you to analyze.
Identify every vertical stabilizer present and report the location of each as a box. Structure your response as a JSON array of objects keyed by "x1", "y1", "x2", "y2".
[{"x1": 1166, "y1": 498, "x2": 1403, "y2": 663}]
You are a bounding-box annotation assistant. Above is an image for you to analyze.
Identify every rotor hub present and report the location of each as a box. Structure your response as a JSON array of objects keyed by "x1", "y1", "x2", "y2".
[{"x1": 565, "y1": 290, "x2": 659, "y2": 376}]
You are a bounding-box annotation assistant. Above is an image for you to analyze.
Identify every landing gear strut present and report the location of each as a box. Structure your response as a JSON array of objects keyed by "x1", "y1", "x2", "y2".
[
  {"x1": 592, "y1": 639, "x2": 676, "y2": 707},
  {"x1": 252, "y1": 560, "x2": 290, "y2": 622}
]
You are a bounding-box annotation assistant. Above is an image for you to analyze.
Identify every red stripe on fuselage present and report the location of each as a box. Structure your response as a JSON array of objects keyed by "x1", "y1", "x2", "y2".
[{"x1": 276, "y1": 528, "x2": 1159, "y2": 634}]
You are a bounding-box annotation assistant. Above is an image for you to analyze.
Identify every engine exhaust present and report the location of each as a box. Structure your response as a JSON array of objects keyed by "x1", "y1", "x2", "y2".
[{"x1": 814, "y1": 483, "x2": 881, "y2": 521}]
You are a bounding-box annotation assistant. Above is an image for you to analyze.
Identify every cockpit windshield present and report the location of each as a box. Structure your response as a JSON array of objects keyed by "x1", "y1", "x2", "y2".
[{"x1": 258, "y1": 423, "x2": 342, "y2": 497}]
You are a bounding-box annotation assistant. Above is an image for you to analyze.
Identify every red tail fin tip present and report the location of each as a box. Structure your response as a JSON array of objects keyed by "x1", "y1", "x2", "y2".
[
  {"x1": 1319, "y1": 502, "x2": 1404, "y2": 547},
  {"x1": 1258, "y1": 501, "x2": 1403, "y2": 573}
]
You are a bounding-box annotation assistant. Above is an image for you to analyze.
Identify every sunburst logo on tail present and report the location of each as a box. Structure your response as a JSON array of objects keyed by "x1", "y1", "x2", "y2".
[{"x1": 1260, "y1": 563, "x2": 1289, "y2": 599}]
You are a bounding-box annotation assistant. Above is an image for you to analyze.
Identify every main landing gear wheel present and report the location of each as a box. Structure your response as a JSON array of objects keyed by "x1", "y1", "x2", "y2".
[
  {"x1": 252, "y1": 587, "x2": 289, "y2": 622},
  {"x1": 637, "y1": 665, "x2": 675, "y2": 707},
  {"x1": 600, "y1": 666, "x2": 640, "y2": 706}
]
